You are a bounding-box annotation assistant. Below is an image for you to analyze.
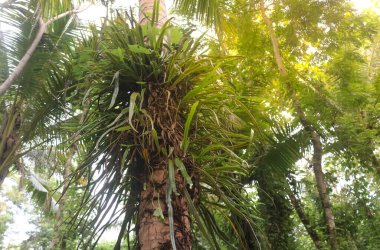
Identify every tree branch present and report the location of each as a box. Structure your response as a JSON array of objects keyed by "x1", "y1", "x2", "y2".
[{"x1": 0, "y1": 6, "x2": 86, "y2": 96}]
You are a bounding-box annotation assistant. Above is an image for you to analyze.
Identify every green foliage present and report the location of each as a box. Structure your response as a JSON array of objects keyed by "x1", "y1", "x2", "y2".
[
  {"x1": 19, "y1": 216, "x2": 55, "y2": 250},
  {"x1": 205, "y1": 0, "x2": 380, "y2": 248},
  {"x1": 1, "y1": 0, "x2": 380, "y2": 249},
  {"x1": 52, "y1": 11, "x2": 265, "y2": 249}
]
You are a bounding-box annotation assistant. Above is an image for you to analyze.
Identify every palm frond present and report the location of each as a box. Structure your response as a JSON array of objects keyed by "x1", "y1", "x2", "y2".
[{"x1": 173, "y1": 0, "x2": 223, "y2": 27}]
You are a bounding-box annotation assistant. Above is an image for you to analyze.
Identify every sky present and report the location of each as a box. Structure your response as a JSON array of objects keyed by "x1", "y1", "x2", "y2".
[
  {"x1": 352, "y1": 0, "x2": 380, "y2": 12},
  {"x1": 0, "y1": 0, "x2": 379, "y2": 247}
]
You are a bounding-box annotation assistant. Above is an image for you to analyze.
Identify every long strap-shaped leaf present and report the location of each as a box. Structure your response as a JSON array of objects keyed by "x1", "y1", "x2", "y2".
[
  {"x1": 174, "y1": 157, "x2": 193, "y2": 188},
  {"x1": 184, "y1": 189, "x2": 218, "y2": 250},
  {"x1": 183, "y1": 101, "x2": 199, "y2": 154},
  {"x1": 166, "y1": 159, "x2": 177, "y2": 250}
]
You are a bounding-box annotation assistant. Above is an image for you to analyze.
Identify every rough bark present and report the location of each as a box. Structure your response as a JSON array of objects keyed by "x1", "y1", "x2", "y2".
[
  {"x1": 135, "y1": 2, "x2": 193, "y2": 249},
  {"x1": 259, "y1": 1, "x2": 338, "y2": 249},
  {"x1": 138, "y1": 165, "x2": 191, "y2": 250},
  {"x1": 134, "y1": 84, "x2": 194, "y2": 249}
]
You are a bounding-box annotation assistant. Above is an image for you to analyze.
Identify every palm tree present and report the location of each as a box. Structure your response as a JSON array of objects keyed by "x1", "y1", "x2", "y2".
[
  {"x1": 0, "y1": 1, "x2": 262, "y2": 248},
  {"x1": 0, "y1": 3, "x2": 89, "y2": 249},
  {"x1": 0, "y1": 0, "x2": 83, "y2": 186},
  {"x1": 51, "y1": 2, "x2": 268, "y2": 248},
  {"x1": 2, "y1": 0, "x2": 380, "y2": 249}
]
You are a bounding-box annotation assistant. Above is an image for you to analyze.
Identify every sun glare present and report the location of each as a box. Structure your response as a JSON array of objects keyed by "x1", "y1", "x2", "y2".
[{"x1": 351, "y1": 0, "x2": 380, "y2": 13}]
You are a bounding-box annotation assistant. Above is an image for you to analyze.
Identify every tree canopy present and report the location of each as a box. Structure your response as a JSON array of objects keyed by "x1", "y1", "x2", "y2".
[{"x1": 0, "y1": 0, "x2": 380, "y2": 249}]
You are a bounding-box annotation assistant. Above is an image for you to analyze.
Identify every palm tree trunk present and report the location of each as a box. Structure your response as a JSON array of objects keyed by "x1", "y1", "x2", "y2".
[
  {"x1": 138, "y1": 166, "x2": 191, "y2": 249},
  {"x1": 136, "y1": 2, "x2": 192, "y2": 249},
  {"x1": 259, "y1": 1, "x2": 338, "y2": 249}
]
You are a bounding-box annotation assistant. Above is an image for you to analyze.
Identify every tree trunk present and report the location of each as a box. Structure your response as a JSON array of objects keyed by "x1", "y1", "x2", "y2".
[
  {"x1": 259, "y1": 1, "x2": 339, "y2": 249},
  {"x1": 138, "y1": 165, "x2": 191, "y2": 250},
  {"x1": 136, "y1": 2, "x2": 192, "y2": 249},
  {"x1": 310, "y1": 131, "x2": 338, "y2": 249}
]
